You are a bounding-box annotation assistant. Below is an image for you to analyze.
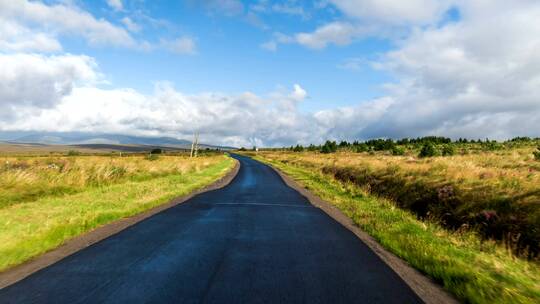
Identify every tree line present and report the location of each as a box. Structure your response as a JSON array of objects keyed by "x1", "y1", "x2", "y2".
[{"x1": 281, "y1": 136, "x2": 540, "y2": 158}]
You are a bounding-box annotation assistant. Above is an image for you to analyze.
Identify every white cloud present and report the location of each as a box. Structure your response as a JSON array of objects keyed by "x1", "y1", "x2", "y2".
[
  {"x1": 329, "y1": 0, "x2": 453, "y2": 25},
  {"x1": 106, "y1": 0, "x2": 123, "y2": 12},
  {"x1": 121, "y1": 17, "x2": 141, "y2": 33},
  {"x1": 1, "y1": 83, "x2": 315, "y2": 147},
  {"x1": 0, "y1": 1, "x2": 196, "y2": 55},
  {"x1": 289, "y1": 84, "x2": 307, "y2": 101},
  {"x1": 0, "y1": 18, "x2": 61, "y2": 52},
  {"x1": 264, "y1": 22, "x2": 372, "y2": 50},
  {"x1": 0, "y1": 0, "x2": 136, "y2": 48},
  {"x1": 159, "y1": 37, "x2": 196, "y2": 54},
  {"x1": 0, "y1": 53, "x2": 99, "y2": 120},
  {"x1": 0, "y1": 51, "x2": 312, "y2": 146},
  {"x1": 295, "y1": 22, "x2": 363, "y2": 49}
]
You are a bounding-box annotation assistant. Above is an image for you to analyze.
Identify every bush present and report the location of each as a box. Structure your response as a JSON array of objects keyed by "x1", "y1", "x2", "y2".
[
  {"x1": 391, "y1": 146, "x2": 405, "y2": 156},
  {"x1": 67, "y1": 150, "x2": 80, "y2": 156},
  {"x1": 150, "y1": 148, "x2": 163, "y2": 154},
  {"x1": 482, "y1": 141, "x2": 503, "y2": 151},
  {"x1": 355, "y1": 143, "x2": 369, "y2": 153},
  {"x1": 293, "y1": 145, "x2": 304, "y2": 152},
  {"x1": 320, "y1": 140, "x2": 338, "y2": 154},
  {"x1": 534, "y1": 146, "x2": 540, "y2": 161},
  {"x1": 419, "y1": 143, "x2": 438, "y2": 158},
  {"x1": 307, "y1": 144, "x2": 319, "y2": 151},
  {"x1": 146, "y1": 154, "x2": 159, "y2": 161},
  {"x1": 365, "y1": 139, "x2": 395, "y2": 151},
  {"x1": 441, "y1": 144, "x2": 455, "y2": 156}
]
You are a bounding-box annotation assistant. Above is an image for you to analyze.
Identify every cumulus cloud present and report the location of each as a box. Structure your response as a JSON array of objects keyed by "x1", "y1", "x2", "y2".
[
  {"x1": 0, "y1": 1, "x2": 195, "y2": 55},
  {"x1": 262, "y1": 22, "x2": 373, "y2": 50},
  {"x1": 1, "y1": 83, "x2": 316, "y2": 147},
  {"x1": 0, "y1": 0, "x2": 136, "y2": 48},
  {"x1": 358, "y1": 0, "x2": 540, "y2": 139},
  {"x1": 106, "y1": 0, "x2": 123, "y2": 12},
  {"x1": 294, "y1": 22, "x2": 366, "y2": 49},
  {"x1": 0, "y1": 53, "x2": 99, "y2": 120},
  {"x1": 329, "y1": 0, "x2": 453, "y2": 25},
  {"x1": 0, "y1": 18, "x2": 61, "y2": 52}
]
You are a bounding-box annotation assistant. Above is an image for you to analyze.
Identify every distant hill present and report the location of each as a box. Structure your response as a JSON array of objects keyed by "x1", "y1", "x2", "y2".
[{"x1": 0, "y1": 131, "x2": 234, "y2": 150}]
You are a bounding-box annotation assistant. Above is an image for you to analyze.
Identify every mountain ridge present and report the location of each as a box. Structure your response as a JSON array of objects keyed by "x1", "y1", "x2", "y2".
[{"x1": 0, "y1": 131, "x2": 235, "y2": 150}]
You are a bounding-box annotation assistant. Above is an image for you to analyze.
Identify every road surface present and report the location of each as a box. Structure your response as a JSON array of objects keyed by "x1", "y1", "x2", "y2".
[{"x1": 0, "y1": 154, "x2": 422, "y2": 303}]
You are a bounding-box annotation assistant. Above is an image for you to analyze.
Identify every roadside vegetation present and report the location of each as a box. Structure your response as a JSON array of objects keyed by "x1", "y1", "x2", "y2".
[
  {"x1": 0, "y1": 152, "x2": 234, "y2": 271},
  {"x1": 248, "y1": 136, "x2": 540, "y2": 303}
]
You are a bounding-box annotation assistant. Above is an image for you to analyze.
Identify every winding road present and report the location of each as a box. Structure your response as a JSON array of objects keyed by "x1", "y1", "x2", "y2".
[{"x1": 0, "y1": 154, "x2": 422, "y2": 303}]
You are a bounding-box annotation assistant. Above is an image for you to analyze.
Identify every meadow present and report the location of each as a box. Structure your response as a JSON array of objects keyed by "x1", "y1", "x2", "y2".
[
  {"x1": 249, "y1": 139, "x2": 540, "y2": 303},
  {"x1": 0, "y1": 152, "x2": 235, "y2": 271}
]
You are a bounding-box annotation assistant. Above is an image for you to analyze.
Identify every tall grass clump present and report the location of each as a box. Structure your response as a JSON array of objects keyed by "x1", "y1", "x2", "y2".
[
  {"x1": 534, "y1": 146, "x2": 540, "y2": 161},
  {"x1": 0, "y1": 154, "x2": 223, "y2": 209}
]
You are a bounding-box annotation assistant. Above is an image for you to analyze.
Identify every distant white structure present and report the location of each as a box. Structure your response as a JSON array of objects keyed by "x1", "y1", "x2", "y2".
[{"x1": 190, "y1": 132, "x2": 199, "y2": 157}]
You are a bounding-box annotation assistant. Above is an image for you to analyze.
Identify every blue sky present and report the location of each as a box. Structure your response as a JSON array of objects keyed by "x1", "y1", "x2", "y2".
[
  {"x1": 1, "y1": 1, "x2": 539, "y2": 146},
  {"x1": 64, "y1": 0, "x2": 393, "y2": 112}
]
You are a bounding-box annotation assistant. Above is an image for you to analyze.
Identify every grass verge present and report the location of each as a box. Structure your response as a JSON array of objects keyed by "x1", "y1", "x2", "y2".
[
  {"x1": 254, "y1": 155, "x2": 540, "y2": 304},
  {"x1": 0, "y1": 155, "x2": 234, "y2": 272}
]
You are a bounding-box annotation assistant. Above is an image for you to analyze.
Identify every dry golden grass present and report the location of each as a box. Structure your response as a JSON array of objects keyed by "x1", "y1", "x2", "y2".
[
  {"x1": 256, "y1": 148, "x2": 540, "y2": 257},
  {"x1": 0, "y1": 154, "x2": 223, "y2": 208},
  {"x1": 270, "y1": 148, "x2": 540, "y2": 203}
]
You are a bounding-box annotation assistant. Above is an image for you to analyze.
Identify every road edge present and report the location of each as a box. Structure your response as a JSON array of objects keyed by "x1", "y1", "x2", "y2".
[
  {"x1": 0, "y1": 158, "x2": 240, "y2": 289},
  {"x1": 266, "y1": 161, "x2": 459, "y2": 304}
]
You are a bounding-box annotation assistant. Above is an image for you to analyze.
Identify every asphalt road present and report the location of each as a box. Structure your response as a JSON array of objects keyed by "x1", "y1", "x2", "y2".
[{"x1": 0, "y1": 154, "x2": 423, "y2": 303}]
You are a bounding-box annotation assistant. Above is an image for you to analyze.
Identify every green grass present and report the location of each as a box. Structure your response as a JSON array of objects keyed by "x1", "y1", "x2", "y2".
[
  {"x1": 0, "y1": 156, "x2": 234, "y2": 271},
  {"x1": 254, "y1": 155, "x2": 540, "y2": 304}
]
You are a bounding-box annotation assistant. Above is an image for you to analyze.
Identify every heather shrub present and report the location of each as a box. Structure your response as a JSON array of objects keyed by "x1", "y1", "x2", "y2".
[
  {"x1": 391, "y1": 146, "x2": 405, "y2": 156},
  {"x1": 442, "y1": 144, "x2": 455, "y2": 156},
  {"x1": 419, "y1": 143, "x2": 438, "y2": 158}
]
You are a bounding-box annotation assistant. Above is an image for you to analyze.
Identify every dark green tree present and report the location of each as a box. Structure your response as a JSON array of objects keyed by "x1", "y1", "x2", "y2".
[
  {"x1": 320, "y1": 140, "x2": 338, "y2": 153},
  {"x1": 419, "y1": 143, "x2": 438, "y2": 158}
]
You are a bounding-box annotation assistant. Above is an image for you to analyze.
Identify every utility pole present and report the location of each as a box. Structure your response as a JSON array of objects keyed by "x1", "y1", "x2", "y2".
[{"x1": 190, "y1": 132, "x2": 199, "y2": 158}]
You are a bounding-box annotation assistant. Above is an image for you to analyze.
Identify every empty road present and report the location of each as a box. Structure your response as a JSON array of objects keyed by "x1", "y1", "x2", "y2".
[{"x1": 0, "y1": 154, "x2": 422, "y2": 303}]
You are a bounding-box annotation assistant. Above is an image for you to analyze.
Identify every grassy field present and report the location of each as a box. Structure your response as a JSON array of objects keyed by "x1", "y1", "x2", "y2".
[
  {"x1": 251, "y1": 150, "x2": 540, "y2": 304},
  {"x1": 0, "y1": 153, "x2": 234, "y2": 271}
]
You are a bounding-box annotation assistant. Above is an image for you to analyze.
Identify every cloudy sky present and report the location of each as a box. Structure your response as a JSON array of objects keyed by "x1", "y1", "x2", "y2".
[{"x1": 1, "y1": 0, "x2": 539, "y2": 146}]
